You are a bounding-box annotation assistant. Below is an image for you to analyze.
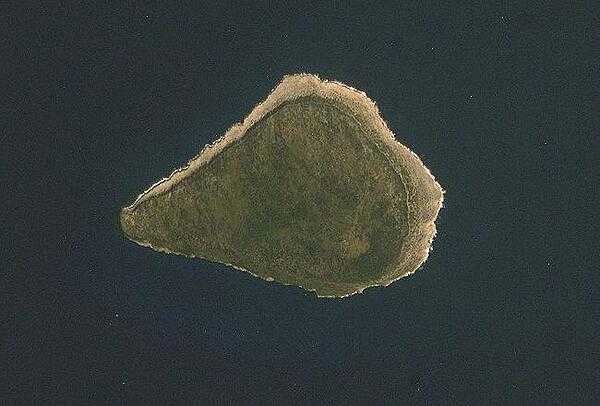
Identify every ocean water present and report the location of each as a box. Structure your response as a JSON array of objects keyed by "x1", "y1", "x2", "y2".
[{"x1": 7, "y1": 2, "x2": 595, "y2": 404}]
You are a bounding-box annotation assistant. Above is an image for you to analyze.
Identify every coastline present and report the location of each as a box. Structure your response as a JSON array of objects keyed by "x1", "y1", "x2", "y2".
[{"x1": 121, "y1": 74, "x2": 444, "y2": 298}]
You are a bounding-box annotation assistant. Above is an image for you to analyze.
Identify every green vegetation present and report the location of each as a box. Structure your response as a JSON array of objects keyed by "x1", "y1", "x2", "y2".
[{"x1": 121, "y1": 79, "x2": 443, "y2": 297}]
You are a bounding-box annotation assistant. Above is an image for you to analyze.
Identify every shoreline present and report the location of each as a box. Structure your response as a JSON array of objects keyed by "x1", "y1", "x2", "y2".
[{"x1": 122, "y1": 73, "x2": 444, "y2": 298}]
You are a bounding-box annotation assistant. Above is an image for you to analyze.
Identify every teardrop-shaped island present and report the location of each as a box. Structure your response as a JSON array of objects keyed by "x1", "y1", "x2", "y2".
[{"x1": 120, "y1": 74, "x2": 444, "y2": 297}]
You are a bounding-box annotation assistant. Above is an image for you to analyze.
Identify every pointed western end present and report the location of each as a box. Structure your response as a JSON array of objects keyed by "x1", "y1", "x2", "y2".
[{"x1": 119, "y1": 206, "x2": 138, "y2": 241}]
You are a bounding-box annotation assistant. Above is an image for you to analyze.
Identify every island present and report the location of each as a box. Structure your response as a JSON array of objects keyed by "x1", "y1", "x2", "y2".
[{"x1": 120, "y1": 74, "x2": 444, "y2": 297}]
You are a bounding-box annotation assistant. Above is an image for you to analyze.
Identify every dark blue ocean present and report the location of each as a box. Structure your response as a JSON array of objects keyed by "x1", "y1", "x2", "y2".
[{"x1": 6, "y1": 2, "x2": 597, "y2": 404}]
